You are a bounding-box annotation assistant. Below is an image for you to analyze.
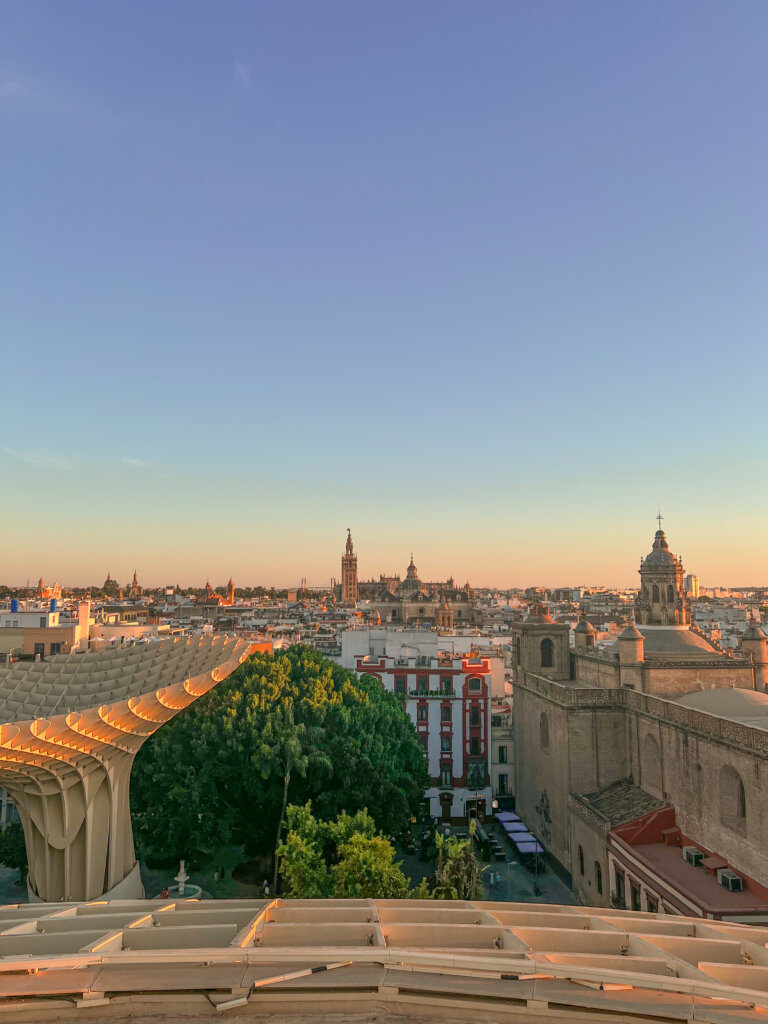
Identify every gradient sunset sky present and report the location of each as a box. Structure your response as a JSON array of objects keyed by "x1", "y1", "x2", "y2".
[{"x1": 2, "y1": 1, "x2": 767, "y2": 589}]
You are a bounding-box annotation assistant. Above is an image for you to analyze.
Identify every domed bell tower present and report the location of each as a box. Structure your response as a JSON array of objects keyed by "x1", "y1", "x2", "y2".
[{"x1": 634, "y1": 516, "x2": 691, "y2": 626}]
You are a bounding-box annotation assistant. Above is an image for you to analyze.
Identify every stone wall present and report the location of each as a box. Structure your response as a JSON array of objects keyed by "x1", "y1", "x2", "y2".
[
  {"x1": 569, "y1": 797, "x2": 611, "y2": 908},
  {"x1": 515, "y1": 675, "x2": 768, "y2": 890}
]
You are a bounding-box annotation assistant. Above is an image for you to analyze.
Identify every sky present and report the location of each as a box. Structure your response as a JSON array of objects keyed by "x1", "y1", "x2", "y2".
[{"x1": 1, "y1": 1, "x2": 767, "y2": 589}]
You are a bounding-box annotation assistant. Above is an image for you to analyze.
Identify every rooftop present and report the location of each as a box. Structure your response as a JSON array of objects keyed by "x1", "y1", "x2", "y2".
[
  {"x1": 676, "y1": 687, "x2": 768, "y2": 729},
  {"x1": 0, "y1": 635, "x2": 251, "y2": 723},
  {"x1": 0, "y1": 898, "x2": 767, "y2": 1022},
  {"x1": 607, "y1": 625, "x2": 720, "y2": 659},
  {"x1": 579, "y1": 780, "x2": 666, "y2": 827},
  {"x1": 612, "y1": 838, "x2": 768, "y2": 916}
]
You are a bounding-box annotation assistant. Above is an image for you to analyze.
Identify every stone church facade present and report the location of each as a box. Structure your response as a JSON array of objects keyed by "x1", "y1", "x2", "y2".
[{"x1": 512, "y1": 525, "x2": 768, "y2": 921}]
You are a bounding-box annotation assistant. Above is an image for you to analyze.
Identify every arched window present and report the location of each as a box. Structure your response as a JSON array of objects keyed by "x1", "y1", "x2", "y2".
[
  {"x1": 667, "y1": 584, "x2": 675, "y2": 603},
  {"x1": 595, "y1": 862, "x2": 603, "y2": 895},
  {"x1": 540, "y1": 712, "x2": 550, "y2": 750},
  {"x1": 652, "y1": 584, "x2": 660, "y2": 603},
  {"x1": 578, "y1": 845, "x2": 584, "y2": 876},
  {"x1": 719, "y1": 765, "x2": 747, "y2": 834},
  {"x1": 540, "y1": 638, "x2": 554, "y2": 668}
]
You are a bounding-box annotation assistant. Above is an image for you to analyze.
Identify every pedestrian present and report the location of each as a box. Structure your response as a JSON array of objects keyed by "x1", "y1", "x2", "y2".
[{"x1": 263, "y1": 879, "x2": 270, "y2": 898}]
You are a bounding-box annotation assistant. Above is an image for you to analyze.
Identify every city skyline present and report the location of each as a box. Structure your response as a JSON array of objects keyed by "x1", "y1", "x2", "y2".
[
  {"x1": 0, "y1": 517, "x2": 763, "y2": 592},
  {"x1": 2, "y1": 2, "x2": 768, "y2": 585}
]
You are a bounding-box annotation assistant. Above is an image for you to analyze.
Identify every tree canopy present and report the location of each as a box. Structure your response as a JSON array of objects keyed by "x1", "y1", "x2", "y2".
[
  {"x1": 130, "y1": 647, "x2": 428, "y2": 869},
  {"x1": 432, "y1": 825, "x2": 484, "y2": 900},
  {"x1": 278, "y1": 803, "x2": 410, "y2": 899},
  {"x1": 0, "y1": 821, "x2": 27, "y2": 875}
]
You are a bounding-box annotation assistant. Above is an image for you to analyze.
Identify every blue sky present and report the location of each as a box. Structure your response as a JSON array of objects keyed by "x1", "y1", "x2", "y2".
[{"x1": 2, "y1": 1, "x2": 767, "y2": 588}]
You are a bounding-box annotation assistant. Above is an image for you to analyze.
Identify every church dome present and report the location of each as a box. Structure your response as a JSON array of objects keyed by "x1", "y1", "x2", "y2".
[
  {"x1": 575, "y1": 616, "x2": 595, "y2": 634},
  {"x1": 643, "y1": 529, "x2": 676, "y2": 567}
]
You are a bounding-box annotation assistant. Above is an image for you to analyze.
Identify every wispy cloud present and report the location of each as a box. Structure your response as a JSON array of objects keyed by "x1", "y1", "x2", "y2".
[
  {"x1": 4, "y1": 448, "x2": 75, "y2": 471},
  {"x1": 233, "y1": 61, "x2": 251, "y2": 89},
  {"x1": 121, "y1": 457, "x2": 153, "y2": 469}
]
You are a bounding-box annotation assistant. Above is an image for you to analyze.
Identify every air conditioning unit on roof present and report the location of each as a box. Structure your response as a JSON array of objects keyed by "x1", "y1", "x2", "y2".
[
  {"x1": 682, "y1": 846, "x2": 703, "y2": 867},
  {"x1": 718, "y1": 869, "x2": 743, "y2": 892}
]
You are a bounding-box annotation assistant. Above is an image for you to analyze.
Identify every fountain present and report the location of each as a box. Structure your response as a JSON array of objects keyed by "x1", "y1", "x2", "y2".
[{"x1": 161, "y1": 859, "x2": 202, "y2": 900}]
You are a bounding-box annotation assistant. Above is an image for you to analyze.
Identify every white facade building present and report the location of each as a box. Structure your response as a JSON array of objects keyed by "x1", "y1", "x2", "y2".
[{"x1": 340, "y1": 628, "x2": 493, "y2": 822}]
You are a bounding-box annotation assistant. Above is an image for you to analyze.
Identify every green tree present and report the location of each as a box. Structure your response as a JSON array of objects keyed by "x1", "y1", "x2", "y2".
[
  {"x1": 432, "y1": 825, "x2": 483, "y2": 900},
  {"x1": 333, "y1": 834, "x2": 409, "y2": 898},
  {"x1": 0, "y1": 822, "x2": 28, "y2": 876},
  {"x1": 131, "y1": 647, "x2": 428, "y2": 875},
  {"x1": 277, "y1": 803, "x2": 409, "y2": 899}
]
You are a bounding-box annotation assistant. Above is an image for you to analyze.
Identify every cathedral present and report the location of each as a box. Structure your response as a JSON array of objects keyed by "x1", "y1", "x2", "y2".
[
  {"x1": 511, "y1": 522, "x2": 766, "y2": 696},
  {"x1": 337, "y1": 532, "x2": 481, "y2": 628},
  {"x1": 511, "y1": 521, "x2": 768, "y2": 919}
]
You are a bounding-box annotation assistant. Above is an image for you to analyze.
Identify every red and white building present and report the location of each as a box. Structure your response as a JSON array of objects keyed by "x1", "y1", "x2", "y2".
[
  {"x1": 340, "y1": 628, "x2": 494, "y2": 821},
  {"x1": 608, "y1": 806, "x2": 768, "y2": 924}
]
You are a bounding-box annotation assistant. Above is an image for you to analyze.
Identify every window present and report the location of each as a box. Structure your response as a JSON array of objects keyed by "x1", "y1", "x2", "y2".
[
  {"x1": 652, "y1": 584, "x2": 660, "y2": 602},
  {"x1": 719, "y1": 765, "x2": 747, "y2": 834},
  {"x1": 646, "y1": 894, "x2": 658, "y2": 913},
  {"x1": 667, "y1": 584, "x2": 674, "y2": 603},
  {"x1": 470, "y1": 705, "x2": 480, "y2": 726},
  {"x1": 578, "y1": 845, "x2": 584, "y2": 876},
  {"x1": 540, "y1": 638, "x2": 554, "y2": 668},
  {"x1": 49, "y1": 643, "x2": 61, "y2": 656},
  {"x1": 34, "y1": 643, "x2": 44, "y2": 657},
  {"x1": 440, "y1": 766, "x2": 451, "y2": 787},
  {"x1": 441, "y1": 735, "x2": 451, "y2": 752},
  {"x1": 395, "y1": 676, "x2": 405, "y2": 694},
  {"x1": 418, "y1": 705, "x2": 427, "y2": 722},
  {"x1": 470, "y1": 736, "x2": 480, "y2": 756},
  {"x1": 441, "y1": 705, "x2": 451, "y2": 722},
  {"x1": 467, "y1": 762, "x2": 485, "y2": 788},
  {"x1": 614, "y1": 868, "x2": 626, "y2": 907},
  {"x1": 498, "y1": 773, "x2": 508, "y2": 795},
  {"x1": 595, "y1": 862, "x2": 603, "y2": 895},
  {"x1": 631, "y1": 881, "x2": 641, "y2": 913},
  {"x1": 539, "y1": 712, "x2": 550, "y2": 750},
  {"x1": 491, "y1": 715, "x2": 502, "y2": 727},
  {"x1": 417, "y1": 677, "x2": 428, "y2": 693},
  {"x1": 442, "y1": 676, "x2": 453, "y2": 693},
  {"x1": 468, "y1": 677, "x2": 481, "y2": 692},
  {"x1": 39, "y1": 616, "x2": 46, "y2": 628},
  {"x1": 497, "y1": 745, "x2": 507, "y2": 764}
]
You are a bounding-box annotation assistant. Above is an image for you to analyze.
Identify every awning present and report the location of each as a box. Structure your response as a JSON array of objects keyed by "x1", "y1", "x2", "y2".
[
  {"x1": 503, "y1": 822, "x2": 529, "y2": 833},
  {"x1": 516, "y1": 841, "x2": 544, "y2": 854},
  {"x1": 512, "y1": 832, "x2": 537, "y2": 844},
  {"x1": 495, "y1": 811, "x2": 520, "y2": 822}
]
